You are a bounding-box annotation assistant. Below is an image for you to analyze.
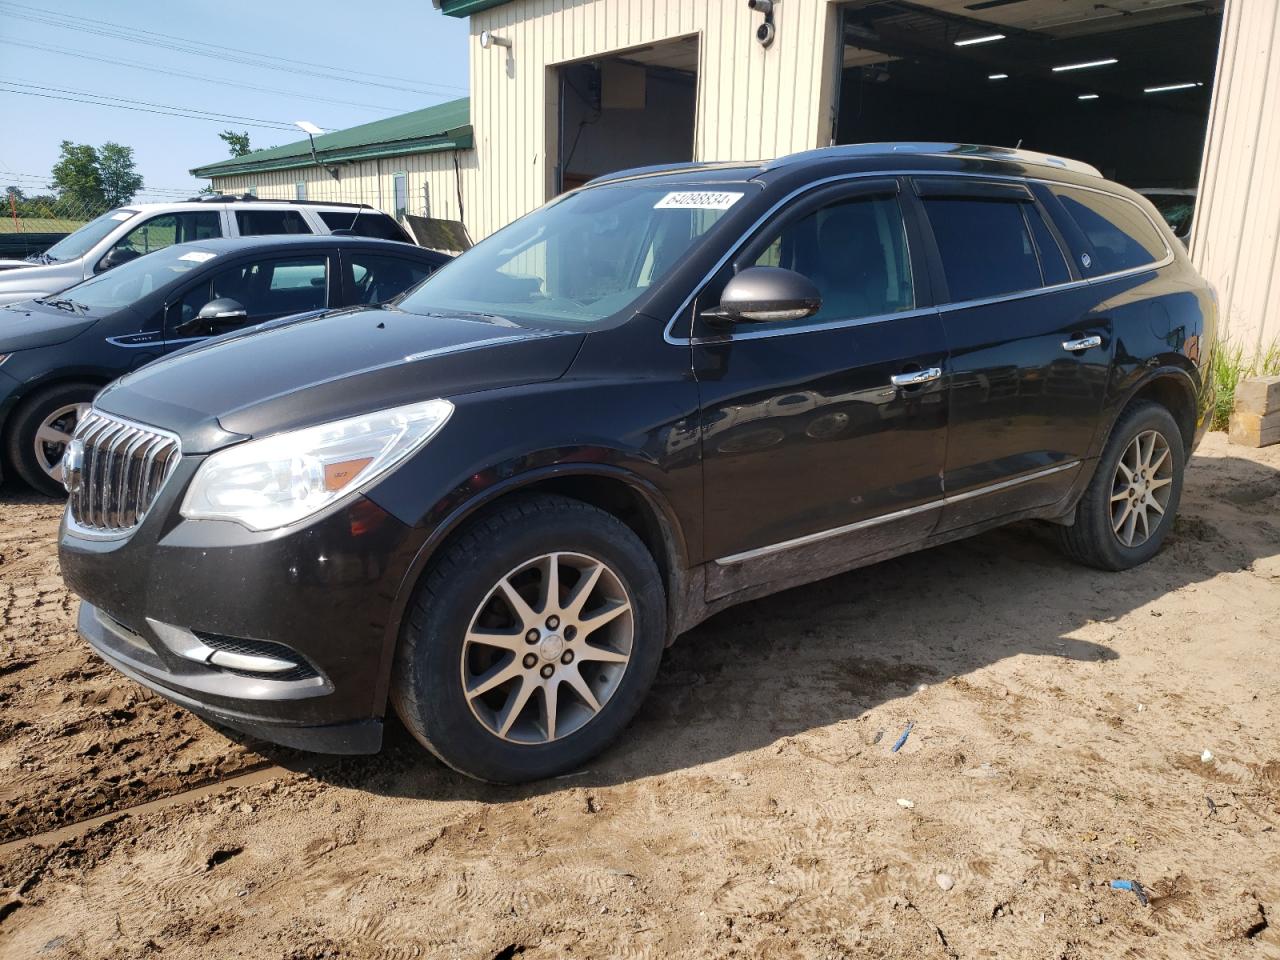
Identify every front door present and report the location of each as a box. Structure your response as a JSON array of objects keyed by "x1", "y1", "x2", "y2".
[
  {"x1": 693, "y1": 180, "x2": 949, "y2": 600},
  {"x1": 163, "y1": 252, "x2": 335, "y2": 349},
  {"x1": 910, "y1": 177, "x2": 1112, "y2": 533}
]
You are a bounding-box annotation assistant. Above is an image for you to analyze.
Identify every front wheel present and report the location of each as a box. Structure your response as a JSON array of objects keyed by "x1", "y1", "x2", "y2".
[
  {"x1": 392, "y1": 494, "x2": 666, "y2": 783},
  {"x1": 4, "y1": 382, "x2": 97, "y2": 497},
  {"x1": 1057, "y1": 401, "x2": 1185, "y2": 570}
]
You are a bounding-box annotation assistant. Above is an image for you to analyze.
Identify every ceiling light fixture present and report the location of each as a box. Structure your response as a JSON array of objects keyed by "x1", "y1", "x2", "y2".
[
  {"x1": 1144, "y1": 81, "x2": 1203, "y2": 94},
  {"x1": 1078, "y1": 94, "x2": 1099, "y2": 100},
  {"x1": 955, "y1": 33, "x2": 1006, "y2": 47},
  {"x1": 989, "y1": 73, "x2": 1009, "y2": 80},
  {"x1": 1052, "y1": 58, "x2": 1118, "y2": 73}
]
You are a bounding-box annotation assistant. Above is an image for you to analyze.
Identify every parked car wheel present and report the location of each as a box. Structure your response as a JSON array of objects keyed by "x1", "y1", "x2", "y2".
[
  {"x1": 1057, "y1": 401, "x2": 1185, "y2": 570},
  {"x1": 5, "y1": 382, "x2": 97, "y2": 496},
  {"x1": 392, "y1": 494, "x2": 666, "y2": 782}
]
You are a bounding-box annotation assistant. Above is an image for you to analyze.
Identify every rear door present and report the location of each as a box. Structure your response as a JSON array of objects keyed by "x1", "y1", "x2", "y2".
[
  {"x1": 695, "y1": 179, "x2": 950, "y2": 599},
  {"x1": 340, "y1": 249, "x2": 440, "y2": 306},
  {"x1": 911, "y1": 177, "x2": 1112, "y2": 533}
]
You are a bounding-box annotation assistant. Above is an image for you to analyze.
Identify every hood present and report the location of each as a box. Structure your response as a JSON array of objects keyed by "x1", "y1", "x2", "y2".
[
  {"x1": 0, "y1": 299, "x2": 100, "y2": 351},
  {"x1": 0, "y1": 261, "x2": 78, "y2": 306},
  {"x1": 0, "y1": 258, "x2": 34, "y2": 271},
  {"x1": 96, "y1": 306, "x2": 586, "y2": 453}
]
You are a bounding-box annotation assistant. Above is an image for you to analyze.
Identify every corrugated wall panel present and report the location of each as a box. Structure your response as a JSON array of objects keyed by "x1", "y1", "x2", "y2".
[
  {"x1": 469, "y1": 0, "x2": 838, "y2": 239},
  {"x1": 1192, "y1": 0, "x2": 1280, "y2": 356}
]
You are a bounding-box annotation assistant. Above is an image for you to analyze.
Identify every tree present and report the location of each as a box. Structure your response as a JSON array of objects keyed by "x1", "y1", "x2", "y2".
[
  {"x1": 98, "y1": 142, "x2": 144, "y2": 207},
  {"x1": 51, "y1": 140, "x2": 104, "y2": 209},
  {"x1": 219, "y1": 130, "x2": 252, "y2": 157},
  {"x1": 4, "y1": 185, "x2": 25, "y2": 203}
]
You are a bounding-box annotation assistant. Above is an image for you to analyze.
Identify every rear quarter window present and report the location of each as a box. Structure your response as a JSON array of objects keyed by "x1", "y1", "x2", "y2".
[
  {"x1": 319, "y1": 210, "x2": 410, "y2": 242},
  {"x1": 1048, "y1": 186, "x2": 1168, "y2": 275}
]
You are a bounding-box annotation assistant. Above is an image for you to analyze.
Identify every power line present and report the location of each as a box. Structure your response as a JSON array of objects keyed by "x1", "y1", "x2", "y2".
[
  {"x1": 0, "y1": 3, "x2": 469, "y2": 99},
  {"x1": 0, "y1": 38, "x2": 411, "y2": 114},
  {"x1": 0, "y1": 79, "x2": 305, "y2": 131}
]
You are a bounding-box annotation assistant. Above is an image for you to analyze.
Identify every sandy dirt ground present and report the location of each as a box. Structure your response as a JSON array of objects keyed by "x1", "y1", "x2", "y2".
[{"x1": 1, "y1": 430, "x2": 1279, "y2": 960}]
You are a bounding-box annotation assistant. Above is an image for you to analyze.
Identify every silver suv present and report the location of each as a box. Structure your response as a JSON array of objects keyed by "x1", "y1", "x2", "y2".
[{"x1": 0, "y1": 196, "x2": 412, "y2": 306}]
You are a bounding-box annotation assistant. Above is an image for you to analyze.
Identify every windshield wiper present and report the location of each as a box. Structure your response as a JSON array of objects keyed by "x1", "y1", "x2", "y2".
[
  {"x1": 40, "y1": 297, "x2": 86, "y2": 316},
  {"x1": 24, "y1": 253, "x2": 54, "y2": 264}
]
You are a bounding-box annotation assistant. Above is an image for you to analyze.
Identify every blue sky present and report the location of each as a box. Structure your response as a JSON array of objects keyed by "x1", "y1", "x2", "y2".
[{"x1": 0, "y1": 0, "x2": 471, "y2": 201}]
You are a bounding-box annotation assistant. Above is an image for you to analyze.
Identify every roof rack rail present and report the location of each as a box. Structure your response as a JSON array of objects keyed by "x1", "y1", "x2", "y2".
[
  {"x1": 763, "y1": 142, "x2": 1103, "y2": 178},
  {"x1": 183, "y1": 194, "x2": 375, "y2": 208}
]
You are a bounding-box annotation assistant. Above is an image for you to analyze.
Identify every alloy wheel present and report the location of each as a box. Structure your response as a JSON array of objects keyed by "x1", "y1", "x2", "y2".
[
  {"x1": 1110, "y1": 429, "x2": 1174, "y2": 548},
  {"x1": 460, "y1": 551, "x2": 634, "y2": 744},
  {"x1": 33, "y1": 402, "x2": 90, "y2": 483}
]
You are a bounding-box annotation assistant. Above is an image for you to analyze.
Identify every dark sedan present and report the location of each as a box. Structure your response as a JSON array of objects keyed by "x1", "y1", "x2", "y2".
[{"x1": 0, "y1": 235, "x2": 449, "y2": 494}]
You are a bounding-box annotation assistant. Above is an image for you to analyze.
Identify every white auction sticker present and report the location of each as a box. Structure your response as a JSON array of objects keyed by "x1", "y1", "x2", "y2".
[
  {"x1": 178, "y1": 250, "x2": 217, "y2": 262},
  {"x1": 654, "y1": 191, "x2": 744, "y2": 210},
  {"x1": 111, "y1": 211, "x2": 136, "y2": 220}
]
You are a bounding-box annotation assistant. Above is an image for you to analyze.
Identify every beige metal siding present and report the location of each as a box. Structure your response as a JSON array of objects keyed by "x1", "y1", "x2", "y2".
[
  {"x1": 210, "y1": 150, "x2": 479, "y2": 227},
  {"x1": 467, "y1": 0, "x2": 840, "y2": 239},
  {"x1": 1191, "y1": 0, "x2": 1280, "y2": 356}
]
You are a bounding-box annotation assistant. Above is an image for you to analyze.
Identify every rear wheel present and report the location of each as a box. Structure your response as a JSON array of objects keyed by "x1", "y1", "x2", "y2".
[
  {"x1": 4, "y1": 382, "x2": 97, "y2": 497},
  {"x1": 392, "y1": 494, "x2": 666, "y2": 782},
  {"x1": 1057, "y1": 401, "x2": 1184, "y2": 570}
]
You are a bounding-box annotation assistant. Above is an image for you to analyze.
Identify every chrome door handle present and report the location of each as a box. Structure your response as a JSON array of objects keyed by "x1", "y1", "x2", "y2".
[
  {"x1": 1062, "y1": 335, "x2": 1103, "y2": 352},
  {"x1": 890, "y1": 367, "x2": 942, "y2": 387}
]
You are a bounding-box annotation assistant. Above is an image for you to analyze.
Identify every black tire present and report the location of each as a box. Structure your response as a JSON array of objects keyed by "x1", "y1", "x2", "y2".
[
  {"x1": 3, "y1": 382, "x2": 98, "y2": 497},
  {"x1": 391, "y1": 493, "x2": 666, "y2": 783},
  {"x1": 1057, "y1": 401, "x2": 1185, "y2": 570}
]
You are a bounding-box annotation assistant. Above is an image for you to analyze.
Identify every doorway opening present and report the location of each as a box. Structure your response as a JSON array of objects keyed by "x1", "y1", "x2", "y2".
[
  {"x1": 553, "y1": 35, "x2": 699, "y2": 195},
  {"x1": 834, "y1": 1, "x2": 1224, "y2": 240}
]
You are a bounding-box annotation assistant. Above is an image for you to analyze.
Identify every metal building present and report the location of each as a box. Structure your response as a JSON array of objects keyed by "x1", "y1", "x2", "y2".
[{"x1": 193, "y1": 0, "x2": 1279, "y2": 353}]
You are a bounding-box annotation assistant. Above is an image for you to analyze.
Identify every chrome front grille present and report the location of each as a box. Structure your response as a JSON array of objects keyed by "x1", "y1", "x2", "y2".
[{"x1": 65, "y1": 410, "x2": 181, "y2": 536}]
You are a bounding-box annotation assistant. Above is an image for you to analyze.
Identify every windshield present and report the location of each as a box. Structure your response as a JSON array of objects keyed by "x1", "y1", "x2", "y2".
[
  {"x1": 40, "y1": 208, "x2": 138, "y2": 262},
  {"x1": 397, "y1": 182, "x2": 751, "y2": 326},
  {"x1": 54, "y1": 243, "x2": 216, "y2": 312}
]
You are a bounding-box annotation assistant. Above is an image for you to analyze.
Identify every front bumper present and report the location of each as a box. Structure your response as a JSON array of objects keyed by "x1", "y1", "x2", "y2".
[{"x1": 59, "y1": 462, "x2": 426, "y2": 754}]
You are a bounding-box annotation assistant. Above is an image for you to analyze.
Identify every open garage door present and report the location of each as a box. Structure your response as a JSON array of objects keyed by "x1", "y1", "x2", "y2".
[
  {"x1": 553, "y1": 35, "x2": 698, "y2": 194},
  {"x1": 835, "y1": 1, "x2": 1223, "y2": 241}
]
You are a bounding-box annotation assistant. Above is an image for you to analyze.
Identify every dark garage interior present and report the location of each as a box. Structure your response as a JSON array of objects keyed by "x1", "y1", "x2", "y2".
[{"x1": 836, "y1": 0, "x2": 1224, "y2": 204}]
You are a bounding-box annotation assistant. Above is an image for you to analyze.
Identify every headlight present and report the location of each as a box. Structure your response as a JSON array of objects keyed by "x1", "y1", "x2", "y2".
[{"x1": 180, "y1": 398, "x2": 453, "y2": 531}]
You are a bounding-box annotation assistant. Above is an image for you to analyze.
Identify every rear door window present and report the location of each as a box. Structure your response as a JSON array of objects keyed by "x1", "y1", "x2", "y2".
[
  {"x1": 922, "y1": 197, "x2": 1044, "y2": 302},
  {"x1": 1047, "y1": 186, "x2": 1168, "y2": 274},
  {"x1": 235, "y1": 209, "x2": 313, "y2": 236},
  {"x1": 348, "y1": 253, "x2": 436, "y2": 304}
]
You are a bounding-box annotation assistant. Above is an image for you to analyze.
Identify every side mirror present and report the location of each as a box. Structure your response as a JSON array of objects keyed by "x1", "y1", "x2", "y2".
[
  {"x1": 197, "y1": 298, "x2": 248, "y2": 322},
  {"x1": 174, "y1": 298, "x2": 248, "y2": 337},
  {"x1": 703, "y1": 266, "x2": 822, "y2": 325},
  {"x1": 96, "y1": 247, "x2": 139, "y2": 273}
]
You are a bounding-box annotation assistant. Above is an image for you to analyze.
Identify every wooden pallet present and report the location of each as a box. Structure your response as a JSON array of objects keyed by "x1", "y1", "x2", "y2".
[{"x1": 1229, "y1": 374, "x2": 1280, "y2": 447}]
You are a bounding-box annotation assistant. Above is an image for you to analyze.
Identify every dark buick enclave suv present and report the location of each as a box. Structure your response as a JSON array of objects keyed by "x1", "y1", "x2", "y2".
[{"x1": 59, "y1": 143, "x2": 1216, "y2": 782}]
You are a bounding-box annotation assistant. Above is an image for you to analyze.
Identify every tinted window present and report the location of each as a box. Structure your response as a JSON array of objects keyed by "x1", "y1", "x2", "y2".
[
  {"x1": 235, "y1": 209, "x2": 312, "y2": 236},
  {"x1": 924, "y1": 198, "x2": 1042, "y2": 302},
  {"x1": 1025, "y1": 204, "x2": 1071, "y2": 286},
  {"x1": 168, "y1": 278, "x2": 215, "y2": 337},
  {"x1": 108, "y1": 212, "x2": 221, "y2": 261},
  {"x1": 1050, "y1": 186, "x2": 1167, "y2": 274},
  {"x1": 211, "y1": 255, "x2": 328, "y2": 322},
  {"x1": 750, "y1": 194, "x2": 914, "y2": 325},
  {"x1": 319, "y1": 210, "x2": 410, "y2": 242},
  {"x1": 350, "y1": 253, "x2": 436, "y2": 304}
]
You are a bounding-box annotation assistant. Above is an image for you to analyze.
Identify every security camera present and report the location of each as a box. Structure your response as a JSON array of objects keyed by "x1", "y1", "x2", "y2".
[
  {"x1": 756, "y1": 21, "x2": 776, "y2": 47},
  {"x1": 748, "y1": 0, "x2": 774, "y2": 13}
]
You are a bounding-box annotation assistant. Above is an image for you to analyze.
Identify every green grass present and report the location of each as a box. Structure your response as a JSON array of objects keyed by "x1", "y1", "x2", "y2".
[
  {"x1": 0, "y1": 218, "x2": 86, "y2": 234},
  {"x1": 1212, "y1": 340, "x2": 1280, "y2": 430}
]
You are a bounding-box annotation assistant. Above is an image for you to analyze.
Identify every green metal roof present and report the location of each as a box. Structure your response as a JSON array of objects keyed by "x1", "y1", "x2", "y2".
[
  {"x1": 439, "y1": 0, "x2": 513, "y2": 16},
  {"x1": 191, "y1": 98, "x2": 472, "y2": 178}
]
